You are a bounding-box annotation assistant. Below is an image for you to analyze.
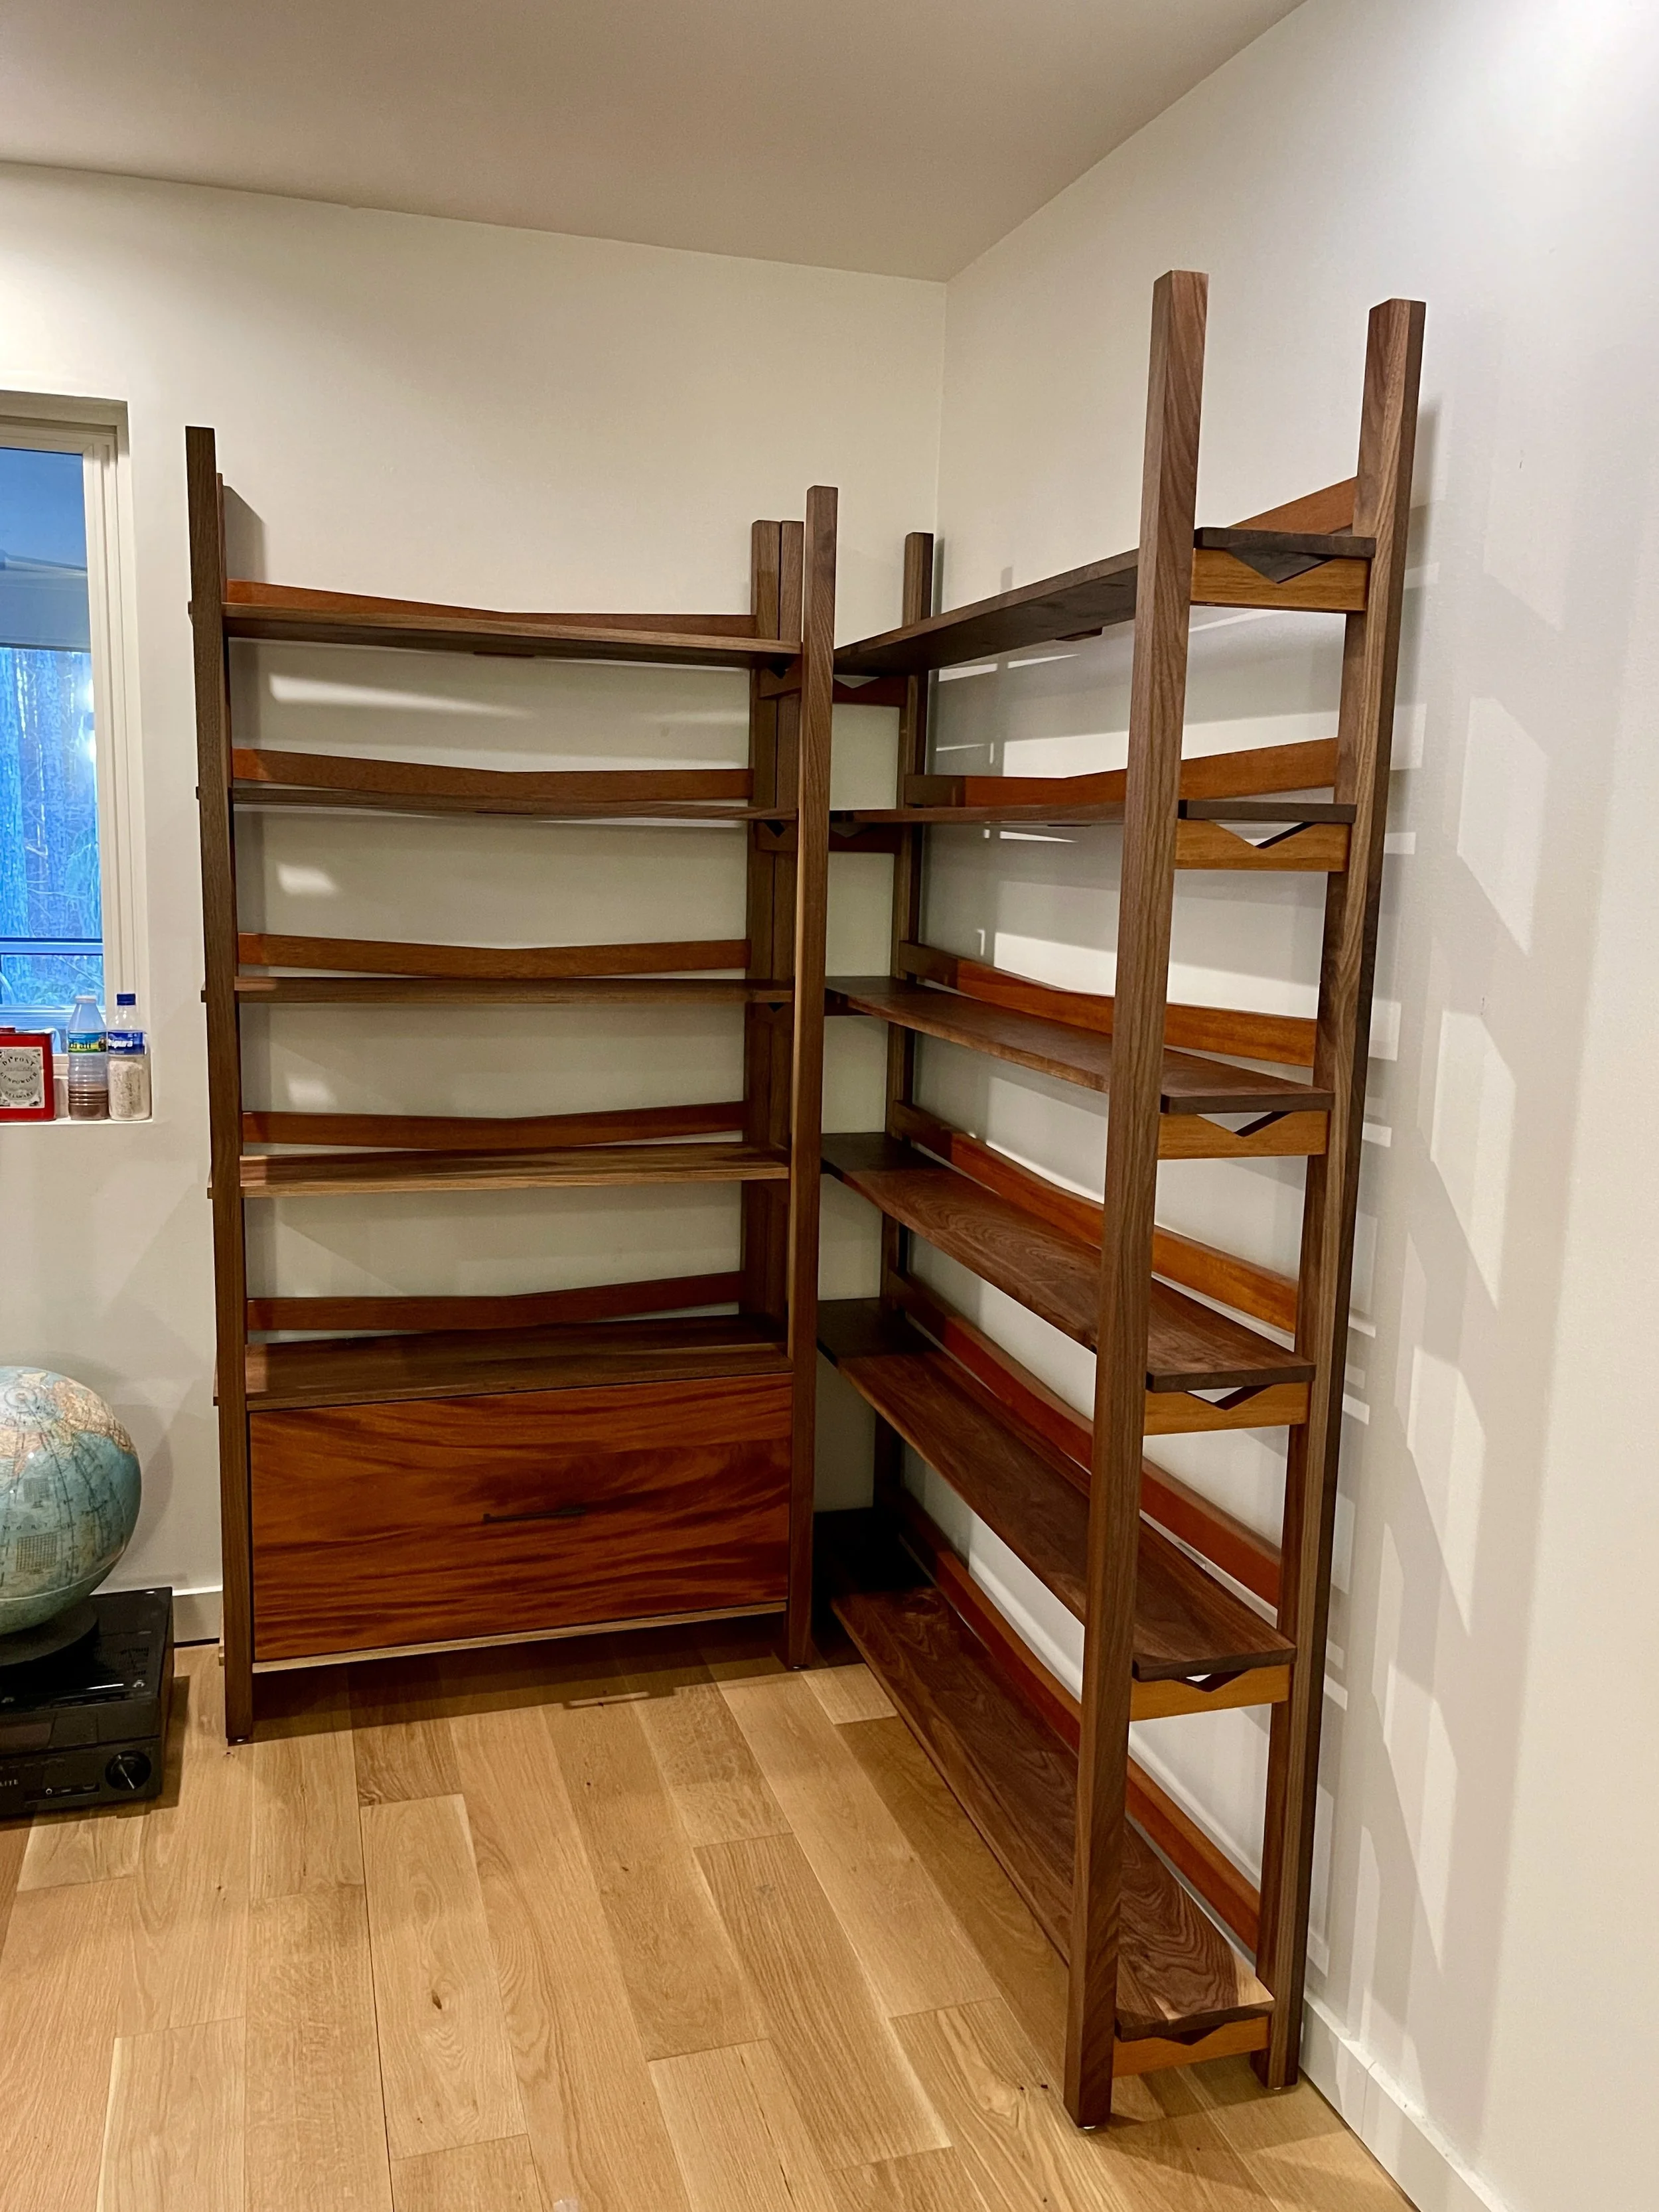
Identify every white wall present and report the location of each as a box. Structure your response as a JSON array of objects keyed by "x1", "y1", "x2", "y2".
[
  {"x1": 0, "y1": 165, "x2": 942, "y2": 1629},
  {"x1": 911, "y1": 3, "x2": 1659, "y2": 2207}
]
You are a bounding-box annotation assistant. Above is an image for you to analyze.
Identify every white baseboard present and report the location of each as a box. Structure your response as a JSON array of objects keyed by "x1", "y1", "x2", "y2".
[{"x1": 1301, "y1": 2000, "x2": 1507, "y2": 2212}]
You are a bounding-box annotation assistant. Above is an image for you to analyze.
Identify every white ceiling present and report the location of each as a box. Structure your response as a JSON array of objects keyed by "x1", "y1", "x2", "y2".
[{"x1": 0, "y1": 1, "x2": 1301, "y2": 280}]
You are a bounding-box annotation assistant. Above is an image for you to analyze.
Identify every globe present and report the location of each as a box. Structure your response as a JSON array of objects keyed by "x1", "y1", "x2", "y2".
[{"x1": 0, "y1": 1368, "x2": 142, "y2": 1636}]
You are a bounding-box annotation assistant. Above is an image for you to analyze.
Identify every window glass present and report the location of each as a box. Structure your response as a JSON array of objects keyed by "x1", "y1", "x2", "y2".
[{"x1": 0, "y1": 445, "x2": 101, "y2": 1031}]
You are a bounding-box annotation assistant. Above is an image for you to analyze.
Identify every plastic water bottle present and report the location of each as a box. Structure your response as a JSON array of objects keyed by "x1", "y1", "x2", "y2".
[
  {"x1": 106, "y1": 992, "x2": 152, "y2": 1122},
  {"x1": 65, "y1": 993, "x2": 108, "y2": 1121}
]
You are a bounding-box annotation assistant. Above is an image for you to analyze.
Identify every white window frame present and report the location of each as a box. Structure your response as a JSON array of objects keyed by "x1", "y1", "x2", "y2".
[{"x1": 0, "y1": 395, "x2": 147, "y2": 1023}]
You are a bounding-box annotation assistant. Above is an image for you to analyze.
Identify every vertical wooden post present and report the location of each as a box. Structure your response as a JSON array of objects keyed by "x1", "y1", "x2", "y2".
[
  {"x1": 742, "y1": 522, "x2": 788, "y2": 1323},
  {"x1": 879, "y1": 531, "x2": 936, "y2": 1297},
  {"x1": 186, "y1": 426, "x2": 254, "y2": 1742},
  {"x1": 785, "y1": 488, "x2": 837, "y2": 1664},
  {"x1": 1066, "y1": 271, "x2": 1207, "y2": 2124},
  {"x1": 1254, "y1": 298, "x2": 1425, "y2": 2088}
]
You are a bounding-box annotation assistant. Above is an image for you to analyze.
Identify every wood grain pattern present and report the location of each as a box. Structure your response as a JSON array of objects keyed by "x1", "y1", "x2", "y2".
[
  {"x1": 614, "y1": 1653, "x2": 792, "y2": 1850},
  {"x1": 786, "y1": 484, "x2": 838, "y2": 1662},
  {"x1": 17, "y1": 1802, "x2": 144, "y2": 1889},
  {"x1": 833, "y1": 2147, "x2": 994, "y2": 2212},
  {"x1": 249, "y1": 1376, "x2": 792, "y2": 1659},
  {"x1": 359, "y1": 1793, "x2": 524, "y2": 2159},
  {"x1": 390, "y1": 2136, "x2": 547, "y2": 2212},
  {"x1": 248, "y1": 1269, "x2": 741, "y2": 1336},
  {"x1": 804, "y1": 1664, "x2": 897, "y2": 1726},
  {"x1": 0, "y1": 1878, "x2": 135, "y2": 2212},
  {"x1": 1151, "y1": 1225, "x2": 1297, "y2": 1334},
  {"x1": 238, "y1": 932, "x2": 748, "y2": 980},
  {"x1": 245, "y1": 1313, "x2": 789, "y2": 1413},
  {"x1": 695, "y1": 1830, "x2": 948, "y2": 2171},
  {"x1": 234, "y1": 746, "x2": 753, "y2": 809},
  {"x1": 1157, "y1": 1109, "x2": 1328, "y2": 1160},
  {"x1": 902, "y1": 735, "x2": 1337, "y2": 811},
  {"x1": 121, "y1": 1645, "x2": 252, "y2": 2033},
  {"x1": 99, "y1": 2018, "x2": 246, "y2": 2212},
  {"x1": 222, "y1": 581, "x2": 791, "y2": 664},
  {"x1": 451, "y1": 1701, "x2": 693, "y2": 2212},
  {"x1": 830, "y1": 977, "x2": 1326, "y2": 1112},
  {"x1": 244, "y1": 1883, "x2": 393, "y2": 2212},
  {"x1": 1255, "y1": 297, "x2": 1426, "y2": 2096},
  {"x1": 652, "y1": 2039, "x2": 843, "y2": 2212},
  {"x1": 349, "y1": 1658, "x2": 463, "y2": 1806},
  {"x1": 1238, "y1": 478, "x2": 1357, "y2": 533},
  {"x1": 899, "y1": 942, "x2": 1317, "y2": 1067},
  {"x1": 719, "y1": 1673, "x2": 997, "y2": 2016},
  {"x1": 186, "y1": 427, "x2": 253, "y2": 1741},
  {"x1": 1074, "y1": 269, "x2": 1200, "y2": 2122},
  {"x1": 242, "y1": 1102, "x2": 744, "y2": 1151},
  {"x1": 839, "y1": 1712, "x2": 1070, "y2": 2081},
  {"x1": 236, "y1": 974, "x2": 789, "y2": 1006},
  {"x1": 238, "y1": 1139, "x2": 787, "y2": 1197},
  {"x1": 834, "y1": 534, "x2": 1366, "y2": 678},
  {"x1": 250, "y1": 1672, "x2": 363, "y2": 1901},
  {"x1": 1174, "y1": 820, "x2": 1349, "y2": 872},
  {"x1": 551, "y1": 1698, "x2": 764, "y2": 2060},
  {"x1": 740, "y1": 515, "x2": 794, "y2": 1331},
  {"x1": 1125, "y1": 1762, "x2": 1260, "y2": 1954},
  {"x1": 820, "y1": 1143, "x2": 1312, "y2": 1388}
]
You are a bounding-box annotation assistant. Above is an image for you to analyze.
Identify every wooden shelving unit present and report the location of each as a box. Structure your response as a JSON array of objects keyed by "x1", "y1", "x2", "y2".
[
  {"x1": 188, "y1": 431, "x2": 838, "y2": 1737},
  {"x1": 816, "y1": 274, "x2": 1423, "y2": 2122}
]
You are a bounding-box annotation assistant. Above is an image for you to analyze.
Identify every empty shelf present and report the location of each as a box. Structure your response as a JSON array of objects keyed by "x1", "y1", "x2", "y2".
[
  {"x1": 234, "y1": 976, "x2": 791, "y2": 1006},
  {"x1": 243, "y1": 1313, "x2": 790, "y2": 1412},
  {"x1": 818, "y1": 1300, "x2": 1291, "y2": 1680},
  {"x1": 821, "y1": 1136, "x2": 1313, "y2": 1391},
  {"x1": 828, "y1": 1531, "x2": 1275, "y2": 2039},
  {"x1": 238, "y1": 1140, "x2": 790, "y2": 1199},
  {"x1": 826, "y1": 978, "x2": 1330, "y2": 1114},
  {"x1": 834, "y1": 528, "x2": 1374, "y2": 678},
  {"x1": 230, "y1": 749, "x2": 786, "y2": 821},
  {"x1": 222, "y1": 581, "x2": 799, "y2": 666}
]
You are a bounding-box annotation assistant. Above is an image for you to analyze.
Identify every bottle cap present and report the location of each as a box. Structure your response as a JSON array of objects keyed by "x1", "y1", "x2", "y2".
[{"x1": 117, "y1": 993, "x2": 135, "y2": 1007}]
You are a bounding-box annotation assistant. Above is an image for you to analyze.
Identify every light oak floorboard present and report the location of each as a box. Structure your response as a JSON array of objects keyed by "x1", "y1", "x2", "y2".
[
  {"x1": 0, "y1": 1876, "x2": 134, "y2": 2212},
  {"x1": 697, "y1": 1830, "x2": 948, "y2": 2172},
  {"x1": 835, "y1": 2146, "x2": 997, "y2": 2212},
  {"x1": 390, "y1": 2134, "x2": 547, "y2": 2212},
  {"x1": 843, "y1": 1715, "x2": 1070, "y2": 2076},
  {"x1": 552, "y1": 1698, "x2": 763, "y2": 2059},
  {"x1": 98, "y1": 2016, "x2": 246, "y2": 2212},
  {"x1": 805, "y1": 1663, "x2": 896, "y2": 1726},
  {"x1": 123, "y1": 1646, "x2": 253, "y2": 2031},
  {"x1": 0, "y1": 1818, "x2": 28, "y2": 1952},
  {"x1": 245, "y1": 1883, "x2": 393, "y2": 2212},
  {"x1": 360, "y1": 1793, "x2": 524, "y2": 2160},
  {"x1": 452, "y1": 1701, "x2": 693, "y2": 2212},
  {"x1": 652, "y1": 2039, "x2": 841, "y2": 2212},
  {"x1": 723, "y1": 1675, "x2": 995, "y2": 2017},
  {"x1": 893, "y1": 2000, "x2": 1137, "y2": 2212},
  {"x1": 19, "y1": 1802, "x2": 145, "y2": 1889},
  {"x1": 611, "y1": 1631, "x2": 790, "y2": 1848},
  {"x1": 250, "y1": 1669, "x2": 363, "y2": 1901},
  {"x1": 351, "y1": 1658, "x2": 463, "y2": 1804},
  {"x1": 1169, "y1": 2061, "x2": 1411, "y2": 2209}
]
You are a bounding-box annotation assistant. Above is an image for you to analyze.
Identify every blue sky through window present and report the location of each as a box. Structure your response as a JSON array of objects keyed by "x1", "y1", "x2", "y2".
[{"x1": 0, "y1": 445, "x2": 102, "y2": 1029}]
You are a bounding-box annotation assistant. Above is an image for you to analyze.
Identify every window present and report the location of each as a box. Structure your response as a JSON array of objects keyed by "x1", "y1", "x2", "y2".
[{"x1": 0, "y1": 409, "x2": 139, "y2": 1040}]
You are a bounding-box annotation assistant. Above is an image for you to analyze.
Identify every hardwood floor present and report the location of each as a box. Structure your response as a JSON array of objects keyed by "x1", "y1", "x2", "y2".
[{"x1": 0, "y1": 1634, "x2": 1409, "y2": 2211}]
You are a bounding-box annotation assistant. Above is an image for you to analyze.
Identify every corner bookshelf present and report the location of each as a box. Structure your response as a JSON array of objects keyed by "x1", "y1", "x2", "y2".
[
  {"x1": 187, "y1": 433, "x2": 837, "y2": 1739},
  {"x1": 816, "y1": 275, "x2": 1423, "y2": 2121}
]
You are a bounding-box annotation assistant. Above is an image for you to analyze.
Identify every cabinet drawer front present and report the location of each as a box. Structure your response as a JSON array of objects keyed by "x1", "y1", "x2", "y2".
[{"x1": 250, "y1": 1374, "x2": 791, "y2": 1660}]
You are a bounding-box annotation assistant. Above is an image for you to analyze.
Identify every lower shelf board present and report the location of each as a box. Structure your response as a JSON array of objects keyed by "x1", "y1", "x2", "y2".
[
  {"x1": 243, "y1": 1312, "x2": 790, "y2": 1411},
  {"x1": 831, "y1": 1572, "x2": 1274, "y2": 2051}
]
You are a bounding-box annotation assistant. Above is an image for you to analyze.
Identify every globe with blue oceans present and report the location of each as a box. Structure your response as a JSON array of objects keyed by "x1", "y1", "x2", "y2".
[{"x1": 0, "y1": 1368, "x2": 141, "y2": 1635}]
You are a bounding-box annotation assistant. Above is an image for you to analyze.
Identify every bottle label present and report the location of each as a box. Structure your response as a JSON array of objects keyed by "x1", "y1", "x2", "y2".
[{"x1": 66, "y1": 1035, "x2": 106, "y2": 1053}]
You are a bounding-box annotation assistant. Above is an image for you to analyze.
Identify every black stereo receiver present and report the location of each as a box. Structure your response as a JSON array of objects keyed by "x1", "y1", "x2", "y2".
[{"x1": 0, "y1": 1587, "x2": 174, "y2": 1820}]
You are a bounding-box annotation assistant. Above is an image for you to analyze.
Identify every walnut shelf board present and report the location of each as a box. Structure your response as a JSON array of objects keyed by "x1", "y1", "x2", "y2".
[
  {"x1": 222, "y1": 581, "x2": 800, "y2": 665},
  {"x1": 238, "y1": 1139, "x2": 790, "y2": 1198},
  {"x1": 831, "y1": 1568, "x2": 1273, "y2": 2040},
  {"x1": 229, "y1": 749, "x2": 777, "y2": 822},
  {"x1": 834, "y1": 528, "x2": 1374, "y2": 678},
  {"x1": 234, "y1": 975, "x2": 792, "y2": 1006},
  {"x1": 831, "y1": 798, "x2": 1354, "y2": 828},
  {"x1": 818, "y1": 1300, "x2": 1291, "y2": 1681},
  {"x1": 242, "y1": 1313, "x2": 790, "y2": 1412},
  {"x1": 822, "y1": 1136, "x2": 1313, "y2": 1392},
  {"x1": 826, "y1": 979, "x2": 1329, "y2": 1115}
]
